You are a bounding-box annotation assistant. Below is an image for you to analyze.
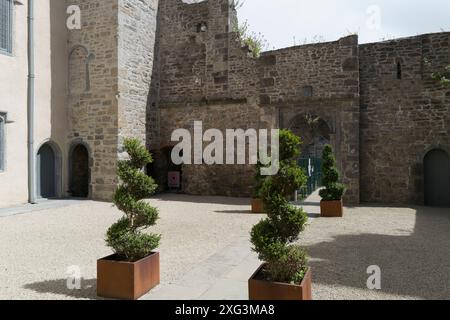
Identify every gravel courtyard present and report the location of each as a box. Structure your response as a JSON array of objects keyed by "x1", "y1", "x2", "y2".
[{"x1": 0, "y1": 194, "x2": 449, "y2": 300}]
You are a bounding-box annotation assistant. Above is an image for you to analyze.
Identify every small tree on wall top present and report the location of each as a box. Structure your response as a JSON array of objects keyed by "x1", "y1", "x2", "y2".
[
  {"x1": 319, "y1": 145, "x2": 346, "y2": 201},
  {"x1": 251, "y1": 130, "x2": 309, "y2": 284},
  {"x1": 106, "y1": 138, "x2": 160, "y2": 262}
]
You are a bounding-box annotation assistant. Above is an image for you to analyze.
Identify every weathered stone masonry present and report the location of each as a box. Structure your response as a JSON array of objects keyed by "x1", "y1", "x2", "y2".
[
  {"x1": 67, "y1": 0, "x2": 157, "y2": 200},
  {"x1": 360, "y1": 33, "x2": 450, "y2": 205},
  {"x1": 66, "y1": 0, "x2": 449, "y2": 205},
  {"x1": 152, "y1": 0, "x2": 360, "y2": 204}
]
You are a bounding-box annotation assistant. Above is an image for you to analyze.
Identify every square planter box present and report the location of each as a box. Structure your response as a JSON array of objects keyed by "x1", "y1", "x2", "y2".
[
  {"x1": 320, "y1": 200, "x2": 343, "y2": 218},
  {"x1": 249, "y1": 264, "x2": 312, "y2": 300},
  {"x1": 251, "y1": 199, "x2": 265, "y2": 214},
  {"x1": 97, "y1": 252, "x2": 160, "y2": 300}
]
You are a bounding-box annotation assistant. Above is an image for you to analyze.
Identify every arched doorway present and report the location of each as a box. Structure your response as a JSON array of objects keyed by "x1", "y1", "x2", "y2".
[
  {"x1": 424, "y1": 149, "x2": 450, "y2": 207},
  {"x1": 288, "y1": 114, "x2": 333, "y2": 199},
  {"x1": 148, "y1": 146, "x2": 182, "y2": 193},
  {"x1": 288, "y1": 114, "x2": 332, "y2": 158},
  {"x1": 37, "y1": 143, "x2": 56, "y2": 199},
  {"x1": 70, "y1": 144, "x2": 90, "y2": 198}
]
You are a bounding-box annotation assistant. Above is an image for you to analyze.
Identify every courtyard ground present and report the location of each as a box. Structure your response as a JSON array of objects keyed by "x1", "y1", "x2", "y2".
[{"x1": 0, "y1": 193, "x2": 449, "y2": 300}]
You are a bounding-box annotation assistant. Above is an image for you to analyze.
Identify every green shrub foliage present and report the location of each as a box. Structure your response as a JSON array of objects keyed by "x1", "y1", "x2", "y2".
[
  {"x1": 319, "y1": 145, "x2": 346, "y2": 201},
  {"x1": 250, "y1": 130, "x2": 309, "y2": 284},
  {"x1": 106, "y1": 138, "x2": 160, "y2": 262},
  {"x1": 252, "y1": 161, "x2": 266, "y2": 198}
]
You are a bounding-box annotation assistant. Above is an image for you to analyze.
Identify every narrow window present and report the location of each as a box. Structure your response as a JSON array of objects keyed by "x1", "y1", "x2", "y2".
[
  {"x1": 0, "y1": 0, "x2": 13, "y2": 54},
  {"x1": 302, "y1": 86, "x2": 313, "y2": 97},
  {"x1": 397, "y1": 62, "x2": 402, "y2": 80},
  {"x1": 196, "y1": 22, "x2": 207, "y2": 33},
  {"x1": 0, "y1": 113, "x2": 5, "y2": 171}
]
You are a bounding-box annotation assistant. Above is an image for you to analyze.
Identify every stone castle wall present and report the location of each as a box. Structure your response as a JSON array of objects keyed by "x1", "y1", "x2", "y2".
[
  {"x1": 360, "y1": 33, "x2": 450, "y2": 204},
  {"x1": 66, "y1": 0, "x2": 449, "y2": 205},
  {"x1": 118, "y1": 0, "x2": 159, "y2": 146},
  {"x1": 153, "y1": 0, "x2": 360, "y2": 203},
  {"x1": 257, "y1": 36, "x2": 361, "y2": 204},
  {"x1": 67, "y1": 0, "x2": 120, "y2": 200},
  {"x1": 67, "y1": 0, "x2": 157, "y2": 200}
]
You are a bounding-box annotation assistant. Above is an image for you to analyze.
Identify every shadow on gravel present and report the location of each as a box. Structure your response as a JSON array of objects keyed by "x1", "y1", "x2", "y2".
[
  {"x1": 307, "y1": 206, "x2": 450, "y2": 299},
  {"x1": 151, "y1": 194, "x2": 251, "y2": 206},
  {"x1": 24, "y1": 278, "x2": 101, "y2": 300},
  {"x1": 214, "y1": 210, "x2": 254, "y2": 214}
]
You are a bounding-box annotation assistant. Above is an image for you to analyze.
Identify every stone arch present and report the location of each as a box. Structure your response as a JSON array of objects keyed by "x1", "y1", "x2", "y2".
[
  {"x1": 287, "y1": 113, "x2": 334, "y2": 158},
  {"x1": 68, "y1": 45, "x2": 94, "y2": 95},
  {"x1": 68, "y1": 139, "x2": 92, "y2": 198},
  {"x1": 36, "y1": 140, "x2": 63, "y2": 199},
  {"x1": 424, "y1": 148, "x2": 450, "y2": 207}
]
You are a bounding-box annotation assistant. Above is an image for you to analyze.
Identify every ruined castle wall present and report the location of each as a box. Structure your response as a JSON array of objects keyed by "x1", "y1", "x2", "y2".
[
  {"x1": 257, "y1": 36, "x2": 361, "y2": 204},
  {"x1": 67, "y1": 0, "x2": 120, "y2": 200},
  {"x1": 118, "y1": 0, "x2": 159, "y2": 146},
  {"x1": 360, "y1": 32, "x2": 450, "y2": 204},
  {"x1": 67, "y1": 0, "x2": 159, "y2": 200},
  {"x1": 258, "y1": 36, "x2": 360, "y2": 102},
  {"x1": 154, "y1": 0, "x2": 263, "y2": 196},
  {"x1": 155, "y1": 1, "x2": 361, "y2": 202}
]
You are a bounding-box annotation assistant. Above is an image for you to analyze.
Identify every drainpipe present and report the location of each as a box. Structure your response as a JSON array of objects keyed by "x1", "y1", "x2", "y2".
[{"x1": 27, "y1": 0, "x2": 36, "y2": 204}]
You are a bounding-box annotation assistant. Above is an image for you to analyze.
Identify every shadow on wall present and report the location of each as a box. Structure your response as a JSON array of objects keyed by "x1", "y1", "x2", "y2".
[{"x1": 307, "y1": 205, "x2": 450, "y2": 299}]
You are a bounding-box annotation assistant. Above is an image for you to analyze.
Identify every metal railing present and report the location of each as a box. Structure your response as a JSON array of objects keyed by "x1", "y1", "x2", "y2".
[{"x1": 297, "y1": 157, "x2": 322, "y2": 200}]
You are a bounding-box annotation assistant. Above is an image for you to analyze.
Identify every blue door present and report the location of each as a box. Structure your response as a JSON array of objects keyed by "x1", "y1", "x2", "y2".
[{"x1": 37, "y1": 144, "x2": 56, "y2": 199}]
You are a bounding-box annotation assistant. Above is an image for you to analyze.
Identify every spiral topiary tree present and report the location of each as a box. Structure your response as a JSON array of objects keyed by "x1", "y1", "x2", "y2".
[
  {"x1": 251, "y1": 130, "x2": 309, "y2": 284},
  {"x1": 319, "y1": 145, "x2": 346, "y2": 201},
  {"x1": 106, "y1": 138, "x2": 160, "y2": 262},
  {"x1": 252, "y1": 161, "x2": 266, "y2": 199}
]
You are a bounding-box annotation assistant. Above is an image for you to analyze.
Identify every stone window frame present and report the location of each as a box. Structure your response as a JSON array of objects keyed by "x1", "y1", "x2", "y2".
[{"x1": 0, "y1": 112, "x2": 6, "y2": 172}]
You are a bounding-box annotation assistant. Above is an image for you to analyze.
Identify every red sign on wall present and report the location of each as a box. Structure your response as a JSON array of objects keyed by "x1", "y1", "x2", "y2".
[{"x1": 168, "y1": 171, "x2": 181, "y2": 188}]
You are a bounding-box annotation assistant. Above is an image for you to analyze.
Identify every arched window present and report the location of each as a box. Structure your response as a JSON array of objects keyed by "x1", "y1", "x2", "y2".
[{"x1": 397, "y1": 62, "x2": 402, "y2": 80}]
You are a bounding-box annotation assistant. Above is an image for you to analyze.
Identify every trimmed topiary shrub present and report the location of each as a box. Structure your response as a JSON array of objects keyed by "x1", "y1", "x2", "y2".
[
  {"x1": 252, "y1": 161, "x2": 266, "y2": 199},
  {"x1": 319, "y1": 145, "x2": 346, "y2": 201},
  {"x1": 106, "y1": 138, "x2": 160, "y2": 262},
  {"x1": 251, "y1": 129, "x2": 309, "y2": 284}
]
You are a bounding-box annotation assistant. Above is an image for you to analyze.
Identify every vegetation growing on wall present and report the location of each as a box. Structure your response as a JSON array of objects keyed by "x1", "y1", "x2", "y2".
[
  {"x1": 106, "y1": 138, "x2": 160, "y2": 262},
  {"x1": 424, "y1": 58, "x2": 450, "y2": 86},
  {"x1": 251, "y1": 130, "x2": 309, "y2": 284},
  {"x1": 231, "y1": 0, "x2": 268, "y2": 58},
  {"x1": 431, "y1": 65, "x2": 450, "y2": 86}
]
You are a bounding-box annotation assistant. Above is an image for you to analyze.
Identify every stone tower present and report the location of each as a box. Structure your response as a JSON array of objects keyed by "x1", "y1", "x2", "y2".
[{"x1": 67, "y1": 0, "x2": 159, "y2": 200}]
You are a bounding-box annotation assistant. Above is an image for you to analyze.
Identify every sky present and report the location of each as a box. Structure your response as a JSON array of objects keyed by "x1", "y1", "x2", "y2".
[{"x1": 235, "y1": 0, "x2": 450, "y2": 49}]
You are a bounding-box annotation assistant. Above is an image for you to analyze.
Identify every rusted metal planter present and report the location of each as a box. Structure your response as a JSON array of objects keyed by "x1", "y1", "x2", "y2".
[
  {"x1": 320, "y1": 200, "x2": 343, "y2": 217},
  {"x1": 97, "y1": 252, "x2": 160, "y2": 300},
  {"x1": 249, "y1": 264, "x2": 312, "y2": 301},
  {"x1": 251, "y1": 198, "x2": 265, "y2": 214}
]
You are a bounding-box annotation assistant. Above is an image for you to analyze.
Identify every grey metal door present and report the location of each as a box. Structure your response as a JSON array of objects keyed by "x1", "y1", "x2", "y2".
[
  {"x1": 424, "y1": 149, "x2": 450, "y2": 207},
  {"x1": 37, "y1": 144, "x2": 56, "y2": 198}
]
